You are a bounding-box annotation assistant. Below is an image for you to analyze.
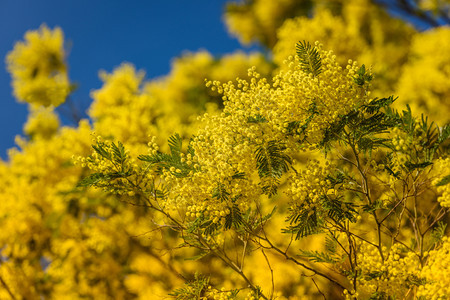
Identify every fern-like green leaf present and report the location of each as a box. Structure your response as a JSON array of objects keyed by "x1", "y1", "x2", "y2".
[
  {"x1": 138, "y1": 133, "x2": 195, "y2": 178},
  {"x1": 255, "y1": 141, "x2": 291, "y2": 179},
  {"x1": 247, "y1": 114, "x2": 268, "y2": 123},
  {"x1": 212, "y1": 183, "x2": 230, "y2": 201},
  {"x1": 284, "y1": 205, "x2": 321, "y2": 239},
  {"x1": 353, "y1": 64, "x2": 373, "y2": 86},
  {"x1": 231, "y1": 172, "x2": 246, "y2": 179},
  {"x1": 299, "y1": 249, "x2": 339, "y2": 263},
  {"x1": 363, "y1": 96, "x2": 396, "y2": 114},
  {"x1": 255, "y1": 141, "x2": 292, "y2": 196},
  {"x1": 111, "y1": 141, "x2": 127, "y2": 166},
  {"x1": 323, "y1": 196, "x2": 357, "y2": 223},
  {"x1": 224, "y1": 203, "x2": 243, "y2": 230},
  {"x1": 168, "y1": 133, "x2": 183, "y2": 157},
  {"x1": 169, "y1": 274, "x2": 210, "y2": 300},
  {"x1": 296, "y1": 41, "x2": 322, "y2": 77},
  {"x1": 255, "y1": 206, "x2": 277, "y2": 228},
  {"x1": 436, "y1": 175, "x2": 450, "y2": 186},
  {"x1": 77, "y1": 173, "x2": 107, "y2": 187},
  {"x1": 325, "y1": 233, "x2": 337, "y2": 254},
  {"x1": 431, "y1": 221, "x2": 447, "y2": 243},
  {"x1": 92, "y1": 143, "x2": 111, "y2": 160}
]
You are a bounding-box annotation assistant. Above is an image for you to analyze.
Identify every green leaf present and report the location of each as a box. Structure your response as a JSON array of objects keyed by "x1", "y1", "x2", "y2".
[
  {"x1": 247, "y1": 114, "x2": 268, "y2": 123},
  {"x1": 169, "y1": 274, "x2": 210, "y2": 299},
  {"x1": 231, "y1": 172, "x2": 246, "y2": 179},
  {"x1": 384, "y1": 165, "x2": 401, "y2": 179},
  {"x1": 188, "y1": 216, "x2": 221, "y2": 236},
  {"x1": 153, "y1": 185, "x2": 169, "y2": 200},
  {"x1": 111, "y1": 141, "x2": 127, "y2": 166},
  {"x1": 139, "y1": 134, "x2": 195, "y2": 178},
  {"x1": 224, "y1": 203, "x2": 243, "y2": 230},
  {"x1": 404, "y1": 161, "x2": 433, "y2": 171},
  {"x1": 284, "y1": 205, "x2": 321, "y2": 239},
  {"x1": 431, "y1": 221, "x2": 447, "y2": 243},
  {"x1": 250, "y1": 286, "x2": 264, "y2": 299},
  {"x1": 285, "y1": 103, "x2": 319, "y2": 142},
  {"x1": 255, "y1": 141, "x2": 292, "y2": 196},
  {"x1": 296, "y1": 41, "x2": 322, "y2": 77},
  {"x1": 212, "y1": 183, "x2": 230, "y2": 201},
  {"x1": 405, "y1": 274, "x2": 427, "y2": 287},
  {"x1": 255, "y1": 141, "x2": 292, "y2": 179},
  {"x1": 168, "y1": 133, "x2": 183, "y2": 157},
  {"x1": 184, "y1": 251, "x2": 209, "y2": 261},
  {"x1": 438, "y1": 124, "x2": 450, "y2": 145},
  {"x1": 92, "y1": 143, "x2": 111, "y2": 160},
  {"x1": 366, "y1": 271, "x2": 385, "y2": 280},
  {"x1": 323, "y1": 196, "x2": 357, "y2": 223},
  {"x1": 362, "y1": 199, "x2": 385, "y2": 213},
  {"x1": 353, "y1": 64, "x2": 373, "y2": 86},
  {"x1": 363, "y1": 96, "x2": 396, "y2": 114},
  {"x1": 436, "y1": 175, "x2": 450, "y2": 187},
  {"x1": 77, "y1": 173, "x2": 106, "y2": 187},
  {"x1": 255, "y1": 206, "x2": 277, "y2": 227},
  {"x1": 325, "y1": 233, "x2": 337, "y2": 254},
  {"x1": 325, "y1": 172, "x2": 346, "y2": 186},
  {"x1": 298, "y1": 249, "x2": 339, "y2": 263},
  {"x1": 76, "y1": 171, "x2": 131, "y2": 188},
  {"x1": 260, "y1": 178, "x2": 280, "y2": 197}
]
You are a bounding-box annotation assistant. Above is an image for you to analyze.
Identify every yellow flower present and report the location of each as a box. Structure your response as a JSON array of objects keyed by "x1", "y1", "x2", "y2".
[
  {"x1": 23, "y1": 105, "x2": 60, "y2": 139},
  {"x1": 396, "y1": 27, "x2": 450, "y2": 124},
  {"x1": 6, "y1": 24, "x2": 70, "y2": 107}
]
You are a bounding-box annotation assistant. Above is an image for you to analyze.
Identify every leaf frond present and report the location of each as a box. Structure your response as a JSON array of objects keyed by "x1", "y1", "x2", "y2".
[{"x1": 296, "y1": 41, "x2": 322, "y2": 77}]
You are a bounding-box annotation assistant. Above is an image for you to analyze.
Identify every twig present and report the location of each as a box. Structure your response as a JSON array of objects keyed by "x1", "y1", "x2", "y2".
[
  {"x1": 0, "y1": 275, "x2": 16, "y2": 300},
  {"x1": 261, "y1": 249, "x2": 274, "y2": 299},
  {"x1": 312, "y1": 277, "x2": 326, "y2": 300}
]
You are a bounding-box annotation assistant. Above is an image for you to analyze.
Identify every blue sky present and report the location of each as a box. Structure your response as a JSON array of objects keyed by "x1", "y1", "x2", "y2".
[{"x1": 0, "y1": 0, "x2": 253, "y2": 159}]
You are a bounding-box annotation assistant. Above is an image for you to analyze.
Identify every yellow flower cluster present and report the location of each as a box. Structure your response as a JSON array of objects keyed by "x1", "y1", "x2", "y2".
[
  {"x1": 6, "y1": 24, "x2": 70, "y2": 107},
  {"x1": 433, "y1": 158, "x2": 450, "y2": 207},
  {"x1": 23, "y1": 105, "x2": 60, "y2": 140},
  {"x1": 89, "y1": 52, "x2": 273, "y2": 152},
  {"x1": 74, "y1": 136, "x2": 144, "y2": 195},
  {"x1": 389, "y1": 127, "x2": 413, "y2": 176},
  {"x1": 170, "y1": 125, "x2": 260, "y2": 225},
  {"x1": 288, "y1": 160, "x2": 333, "y2": 205},
  {"x1": 3, "y1": 8, "x2": 449, "y2": 298},
  {"x1": 224, "y1": 0, "x2": 305, "y2": 47},
  {"x1": 227, "y1": 0, "x2": 414, "y2": 97},
  {"x1": 174, "y1": 44, "x2": 368, "y2": 228},
  {"x1": 386, "y1": 124, "x2": 434, "y2": 183},
  {"x1": 89, "y1": 63, "x2": 163, "y2": 148},
  {"x1": 214, "y1": 44, "x2": 368, "y2": 145},
  {"x1": 273, "y1": 9, "x2": 366, "y2": 68},
  {"x1": 0, "y1": 121, "x2": 91, "y2": 299},
  {"x1": 356, "y1": 243, "x2": 420, "y2": 298},
  {"x1": 418, "y1": 237, "x2": 450, "y2": 298},
  {"x1": 396, "y1": 27, "x2": 450, "y2": 124},
  {"x1": 205, "y1": 286, "x2": 234, "y2": 300},
  {"x1": 1, "y1": 118, "x2": 200, "y2": 298},
  {"x1": 147, "y1": 50, "x2": 272, "y2": 123}
]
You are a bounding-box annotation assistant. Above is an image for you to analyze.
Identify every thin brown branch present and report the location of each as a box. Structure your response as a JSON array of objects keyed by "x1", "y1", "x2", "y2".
[
  {"x1": 0, "y1": 275, "x2": 16, "y2": 300},
  {"x1": 261, "y1": 249, "x2": 275, "y2": 299}
]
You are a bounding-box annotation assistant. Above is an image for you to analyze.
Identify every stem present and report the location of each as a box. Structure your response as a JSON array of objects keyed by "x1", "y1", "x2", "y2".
[
  {"x1": 240, "y1": 238, "x2": 248, "y2": 270},
  {"x1": 312, "y1": 277, "x2": 326, "y2": 299},
  {"x1": 261, "y1": 249, "x2": 274, "y2": 299},
  {"x1": 213, "y1": 247, "x2": 269, "y2": 300},
  {"x1": 0, "y1": 275, "x2": 16, "y2": 300},
  {"x1": 347, "y1": 132, "x2": 385, "y2": 262},
  {"x1": 254, "y1": 234, "x2": 347, "y2": 290}
]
